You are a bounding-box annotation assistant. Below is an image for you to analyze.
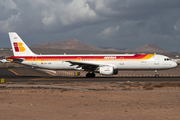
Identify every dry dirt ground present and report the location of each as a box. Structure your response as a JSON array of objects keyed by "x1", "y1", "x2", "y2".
[{"x1": 0, "y1": 82, "x2": 180, "y2": 120}]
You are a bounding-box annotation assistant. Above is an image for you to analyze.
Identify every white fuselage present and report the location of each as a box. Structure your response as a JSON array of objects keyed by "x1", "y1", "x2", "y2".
[{"x1": 12, "y1": 54, "x2": 177, "y2": 71}]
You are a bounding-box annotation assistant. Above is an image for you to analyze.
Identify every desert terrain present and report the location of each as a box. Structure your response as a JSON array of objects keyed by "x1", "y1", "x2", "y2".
[{"x1": 0, "y1": 81, "x2": 180, "y2": 120}]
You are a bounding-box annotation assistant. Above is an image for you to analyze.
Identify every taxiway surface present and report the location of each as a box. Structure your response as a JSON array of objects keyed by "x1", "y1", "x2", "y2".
[{"x1": 0, "y1": 68, "x2": 180, "y2": 83}]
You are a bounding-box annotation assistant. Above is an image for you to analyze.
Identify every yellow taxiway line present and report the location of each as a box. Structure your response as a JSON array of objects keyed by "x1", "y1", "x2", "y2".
[
  {"x1": 8, "y1": 69, "x2": 19, "y2": 75},
  {"x1": 44, "y1": 71, "x2": 56, "y2": 76},
  {"x1": 36, "y1": 69, "x2": 56, "y2": 76}
]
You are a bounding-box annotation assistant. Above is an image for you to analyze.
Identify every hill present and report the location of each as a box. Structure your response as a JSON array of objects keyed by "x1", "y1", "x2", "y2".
[
  {"x1": 31, "y1": 40, "x2": 169, "y2": 53},
  {"x1": 132, "y1": 43, "x2": 169, "y2": 53},
  {"x1": 31, "y1": 39, "x2": 104, "y2": 51}
]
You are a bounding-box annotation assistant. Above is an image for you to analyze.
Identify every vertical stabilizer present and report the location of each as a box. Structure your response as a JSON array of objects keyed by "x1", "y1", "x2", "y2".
[{"x1": 9, "y1": 32, "x2": 36, "y2": 56}]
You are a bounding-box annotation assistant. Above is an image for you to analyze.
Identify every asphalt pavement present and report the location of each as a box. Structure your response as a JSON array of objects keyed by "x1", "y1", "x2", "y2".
[{"x1": 0, "y1": 67, "x2": 180, "y2": 83}]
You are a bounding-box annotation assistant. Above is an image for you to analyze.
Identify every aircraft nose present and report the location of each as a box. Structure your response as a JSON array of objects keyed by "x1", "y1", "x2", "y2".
[{"x1": 172, "y1": 61, "x2": 177, "y2": 68}]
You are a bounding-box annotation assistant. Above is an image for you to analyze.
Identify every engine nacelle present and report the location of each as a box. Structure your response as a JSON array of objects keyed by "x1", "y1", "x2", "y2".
[{"x1": 99, "y1": 66, "x2": 118, "y2": 75}]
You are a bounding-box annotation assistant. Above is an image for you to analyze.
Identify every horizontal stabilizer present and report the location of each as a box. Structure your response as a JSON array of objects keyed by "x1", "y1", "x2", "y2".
[{"x1": 6, "y1": 57, "x2": 24, "y2": 63}]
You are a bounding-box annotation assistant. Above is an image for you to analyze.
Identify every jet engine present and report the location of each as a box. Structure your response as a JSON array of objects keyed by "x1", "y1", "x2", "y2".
[{"x1": 98, "y1": 66, "x2": 118, "y2": 75}]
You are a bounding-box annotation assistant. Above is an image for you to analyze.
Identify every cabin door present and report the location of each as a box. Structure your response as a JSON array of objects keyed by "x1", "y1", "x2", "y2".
[
  {"x1": 32, "y1": 56, "x2": 37, "y2": 67},
  {"x1": 77, "y1": 57, "x2": 82, "y2": 61},
  {"x1": 154, "y1": 56, "x2": 159, "y2": 65},
  {"x1": 119, "y1": 57, "x2": 124, "y2": 65}
]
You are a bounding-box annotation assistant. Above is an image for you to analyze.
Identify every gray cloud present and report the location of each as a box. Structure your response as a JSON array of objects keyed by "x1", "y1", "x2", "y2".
[{"x1": 0, "y1": 0, "x2": 180, "y2": 52}]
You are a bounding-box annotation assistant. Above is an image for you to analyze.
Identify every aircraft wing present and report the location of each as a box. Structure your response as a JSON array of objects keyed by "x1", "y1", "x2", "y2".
[{"x1": 66, "y1": 61, "x2": 99, "y2": 71}]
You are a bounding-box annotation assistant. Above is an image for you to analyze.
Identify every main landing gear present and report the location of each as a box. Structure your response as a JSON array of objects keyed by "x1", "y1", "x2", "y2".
[
  {"x1": 155, "y1": 70, "x2": 159, "y2": 77},
  {"x1": 86, "y1": 72, "x2": 95, "y2": 78}
]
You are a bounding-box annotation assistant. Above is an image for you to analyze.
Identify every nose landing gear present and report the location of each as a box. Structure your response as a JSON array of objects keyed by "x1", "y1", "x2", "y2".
[
  {"x1": 155, "y1": 70, "x2": 159, "y2": 77},
  {"x1": 86, "y1": 72, "x2": 95, "y2": 78}
]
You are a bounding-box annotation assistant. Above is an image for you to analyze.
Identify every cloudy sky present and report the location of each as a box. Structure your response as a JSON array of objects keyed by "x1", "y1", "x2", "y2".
[{"x1": 0, "y1": 0, "x2": 180, "y2": 52}]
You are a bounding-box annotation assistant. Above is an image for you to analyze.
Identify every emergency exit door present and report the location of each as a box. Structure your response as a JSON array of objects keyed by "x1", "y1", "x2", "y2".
[{"x1": 32, "y1": 56, "x2": 37, "y2": 67}]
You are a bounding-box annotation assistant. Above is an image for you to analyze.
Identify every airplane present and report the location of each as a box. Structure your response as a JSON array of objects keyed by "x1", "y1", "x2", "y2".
[
  {"x1": 6, "y1": 32, "x2": 177, "y2": 77},
  {"x1": 0, "y1": 59, "x2": 11, "y2": 63},
  {"x1": 0, "y1": 56, "x2": 11, "y2": 63}
]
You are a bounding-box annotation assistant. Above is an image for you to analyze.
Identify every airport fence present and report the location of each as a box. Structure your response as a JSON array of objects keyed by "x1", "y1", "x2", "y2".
[{"x1": 55, "y1": 71, "x2": 180, "y2": 77}]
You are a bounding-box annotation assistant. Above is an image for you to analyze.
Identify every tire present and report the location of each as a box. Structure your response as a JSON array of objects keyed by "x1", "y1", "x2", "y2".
[
  {"x1": 86, "y1": 73, "x2": 91, "y2": 78},
  {"x1": 155, "y1": 74, "x2": 159, "y2": 77},
  {"x1": 86, "y1": 73, "x2": 95, "y2": 78},
  {"x1": 91, "y1": 73, "x2": 95, "y2": 77}
]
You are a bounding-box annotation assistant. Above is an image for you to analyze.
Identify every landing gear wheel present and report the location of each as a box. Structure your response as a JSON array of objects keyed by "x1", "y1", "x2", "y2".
[
  {"x1": 155, "y1": 74, "x2": 159, "y2": 78},
  {"x1": 86, "y1": 73, "x2": 91, "y2": 78},
  {"x1": 90, "y1": 73, "x2": 95, "y2": 77},
  {"x1": 86, "y1": 72, "x2": 96, "y2": 78},
  {"x1": 154, "y1": 70, "x2": 159, "y2": 78}
]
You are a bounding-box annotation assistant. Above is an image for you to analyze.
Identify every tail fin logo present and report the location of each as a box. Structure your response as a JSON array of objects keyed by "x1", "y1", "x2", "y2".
[{"x1": 13, "y1": 42, "x2": 25, "y2": 52}]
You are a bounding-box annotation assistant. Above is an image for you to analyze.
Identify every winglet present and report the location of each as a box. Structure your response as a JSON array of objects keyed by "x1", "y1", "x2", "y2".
[{"x1": 9, "y1": 32, "x2": 36, "y2": 56}]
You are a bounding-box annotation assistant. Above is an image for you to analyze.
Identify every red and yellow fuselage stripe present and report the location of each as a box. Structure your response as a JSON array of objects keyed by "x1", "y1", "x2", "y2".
[{"x1": 7, "y1": 54, "x2": 155, "y2": 62}]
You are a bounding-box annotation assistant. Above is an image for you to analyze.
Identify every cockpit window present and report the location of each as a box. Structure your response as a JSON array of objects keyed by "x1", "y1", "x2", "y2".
[{"x1": 164, "y1": 58, "x2": 171, "y2": 61}]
